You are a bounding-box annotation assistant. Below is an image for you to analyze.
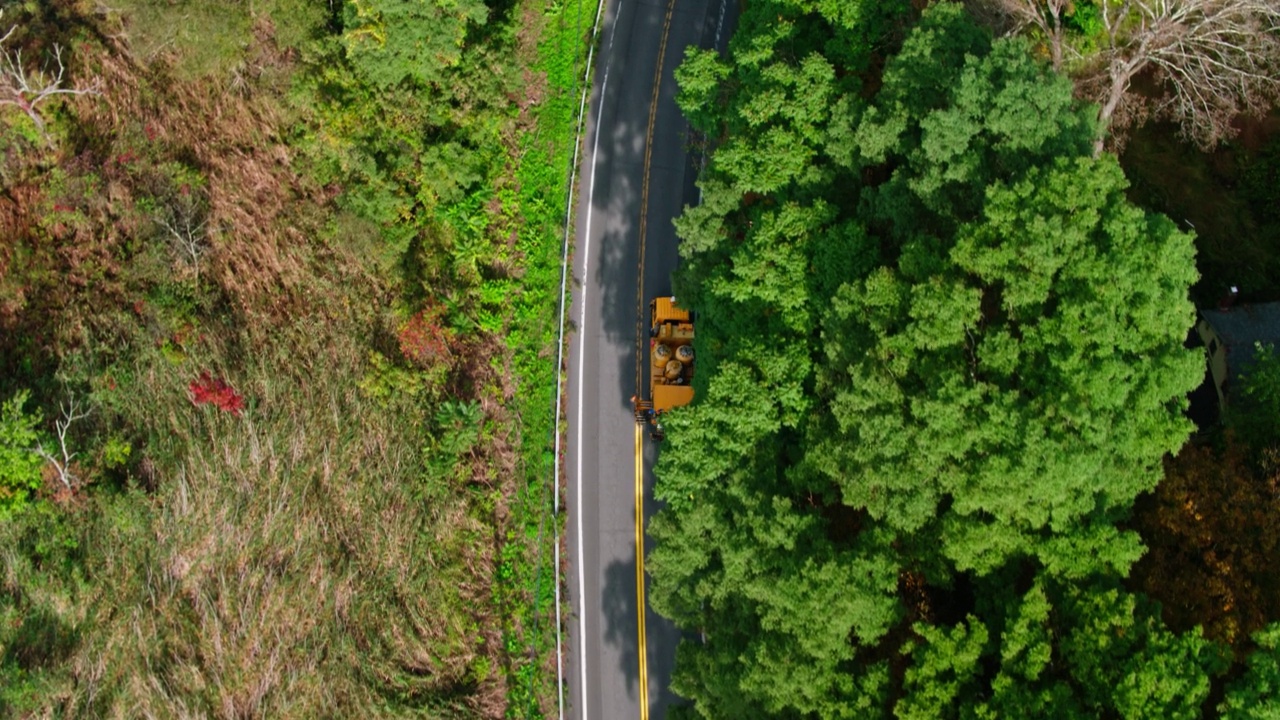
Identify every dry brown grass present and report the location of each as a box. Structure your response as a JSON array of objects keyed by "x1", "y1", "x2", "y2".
[
  {"x1": 0, "y1": 26, "x2": 331, "y2": 368},
  {"x1": 3, "y1": 315, "x2": 504, "y2": 719},
  {"x1": 69, "y1": 37, "x2": 320, "y2": 322}
]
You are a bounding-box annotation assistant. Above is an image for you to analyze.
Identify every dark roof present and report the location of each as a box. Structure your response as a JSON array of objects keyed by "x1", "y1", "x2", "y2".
[
  {"x1": 1201, "y1": 302, "x2": 1280, "y2": 387},
  {"x1": 1202, "y1": 303, "x2": 1280, "y2": 348}
]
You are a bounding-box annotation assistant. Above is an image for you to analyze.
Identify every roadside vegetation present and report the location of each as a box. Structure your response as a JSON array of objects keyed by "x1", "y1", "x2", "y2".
[
  {"x1": 0, "y1": 0, "x2": 590, "y2": 715},
  {"x1": 653, "y1": 0, "x2": 1280, "y2": 717}
]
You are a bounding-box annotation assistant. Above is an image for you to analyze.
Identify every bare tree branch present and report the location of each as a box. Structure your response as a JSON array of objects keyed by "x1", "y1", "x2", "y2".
[
  {"x1": 985, "y1": 0, "x2": 1074, "y2": 70},
  {"x1": 1133, "y1": 0, "x2": 1280, "y2": 147},
  {"x1": 35, "y1": 395, "x2": 90, "y2": 491},
  {"x1": 0, "y1": 10, "x2": 102, "y2": 138},
  {"x1": 157, "y1": 190, "x2": 210, "y2": 283},
  {"x1": 161, "y1": 212, "x2": 208, "y2": 282},
  {"x1": 979, "y1": 0, "x2": 1280, "y2": 152}
]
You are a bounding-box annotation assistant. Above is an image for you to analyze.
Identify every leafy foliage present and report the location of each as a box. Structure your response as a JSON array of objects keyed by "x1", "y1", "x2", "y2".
[
  {"x1": 1221, "y1": 623, "x2": 1280, "y2": 718},
  {"x1": 0, "y1": 391, "x2": 42, "y2": 518},
  {"x1": 650, "y1": 3, "x2": 1235, "y2": 717},
  {"x1": 397, "y1": 305, "x2": 454, "y2": 371},
  {"x1": 1233, "y1": 342, "x2": 1280, "y2": 450},
  {"x1": 343, "y1": 0, "x2": 489, "y2": 89},
  {"x1": 187, "y1": 371, "x2": 246, "y2": 416},
  {"x1": 1132, "y1": 437, "x2": 1280, "y2": 646}
]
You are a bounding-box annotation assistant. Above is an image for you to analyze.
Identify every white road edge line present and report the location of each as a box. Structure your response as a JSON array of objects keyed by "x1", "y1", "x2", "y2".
[
  {"x1": 576, "y1": 3, "x2": 620, "y2": 720},
  {"x1": 557, "y1": 0, "x2": 609, "y2": 717}
]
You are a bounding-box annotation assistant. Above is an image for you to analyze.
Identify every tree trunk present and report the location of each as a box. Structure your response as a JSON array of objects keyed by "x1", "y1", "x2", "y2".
[
  {"x1": 1049, "y1": 7, "x2": 1063, "y2": 72},
  {"x1": 1094, "y1": 62, "x2": 1135, "y2": 157}
]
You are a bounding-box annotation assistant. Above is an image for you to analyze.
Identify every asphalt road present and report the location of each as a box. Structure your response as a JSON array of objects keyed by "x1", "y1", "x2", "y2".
[{"x1": 566, "y1": 0, "x2": 734, "y2": 717}]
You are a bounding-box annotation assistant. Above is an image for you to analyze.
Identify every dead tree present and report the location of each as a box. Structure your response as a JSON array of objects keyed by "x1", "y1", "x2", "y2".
[
  {"x1": 986, "y1": 0, "x2": 1073, "y2": 71},
  {"x1": 35, "y1": 395, "x2": 90, "y2": 491},
  {"x1": 158, "y1": 192, "x2": 210, "y2": 283},
  {"x1": 1099, "y1": 0, "x2": 1280, "y2": 150},
  {"x1": 981, "y1": 0, "x2": 1280, "y2": 152},
  {"x1": 0, "y1": 11, "x2": 102, "y2": 137}
]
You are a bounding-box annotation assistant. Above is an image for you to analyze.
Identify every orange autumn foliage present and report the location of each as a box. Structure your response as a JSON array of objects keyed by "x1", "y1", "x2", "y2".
[{"x1": 1131, "y1": 437, "x2": 1280, "y2": 647}]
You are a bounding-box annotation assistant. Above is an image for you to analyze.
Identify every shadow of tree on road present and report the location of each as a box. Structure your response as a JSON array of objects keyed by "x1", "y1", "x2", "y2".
[
  {"x1": 601, "y1": 551, "x2": 685, "y2": 718},
  {"x1": 602, "y1": 556, "x2": 641, "y2": 698}
]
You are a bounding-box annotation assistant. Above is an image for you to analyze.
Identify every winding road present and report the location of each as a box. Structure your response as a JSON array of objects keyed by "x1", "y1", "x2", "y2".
[{"x1": 565, "y1": 0, "x2": 734, "y2": 717}]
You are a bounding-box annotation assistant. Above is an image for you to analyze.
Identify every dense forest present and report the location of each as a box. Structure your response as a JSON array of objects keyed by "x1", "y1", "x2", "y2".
[
  {"x1": 652, "y1": 0, "x2": 1280, "y2": 717},
  {"x1": 0, "y1": 0, "x2": 589, "y2": 715}
]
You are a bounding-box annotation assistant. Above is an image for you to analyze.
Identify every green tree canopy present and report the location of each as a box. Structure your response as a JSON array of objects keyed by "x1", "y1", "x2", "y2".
[
  {"x1": 651, "y1": 3, "x2": 1216, "y2": 718},
  {"x1": 809, "y1": 154, "x2": 1200, "y2": 576},
  {"x1": 1221, "y1": 623, "x2": 1280, "y2": 718},
  {"x1": 898, "y1": 576, "x2": 1225, "y2": 720}
]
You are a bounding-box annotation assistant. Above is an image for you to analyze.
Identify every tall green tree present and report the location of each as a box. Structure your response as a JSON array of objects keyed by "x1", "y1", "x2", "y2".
[
  {"x1": 810, "y1": 154, "x2": 1200, "y2": 576},
  {"x1": 651, "y1": 3, "x2": 1215, "y2": 718},
  {"x1": 898, "y1": 576, "x2": 1224, "y2": 720}
]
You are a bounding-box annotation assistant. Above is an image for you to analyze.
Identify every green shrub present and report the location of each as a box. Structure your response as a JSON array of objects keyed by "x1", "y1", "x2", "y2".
[
  {"x1": 1233, "y1": 342, "x2": 1280, "y2": 451},
  {"x1": 0, "y1": 392, "x2": 43, "y2": 519}
]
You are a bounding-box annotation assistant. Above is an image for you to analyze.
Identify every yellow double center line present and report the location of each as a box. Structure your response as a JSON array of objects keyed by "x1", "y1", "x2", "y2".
[
  {"x1": 634, "y1": 0, "x2": 677, "y2": 718},
  {"x1": 634, "y1": 424, "x2": 649, "y2": 719},
  {"x1": 635, "y1": 0, "x2": 678, "y2": 396}
]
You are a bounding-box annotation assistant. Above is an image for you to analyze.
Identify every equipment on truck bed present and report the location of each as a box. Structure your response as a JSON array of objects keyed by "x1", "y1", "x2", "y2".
[{"x1": 632, "y1": 297, "x2": 695, "y2": 441}]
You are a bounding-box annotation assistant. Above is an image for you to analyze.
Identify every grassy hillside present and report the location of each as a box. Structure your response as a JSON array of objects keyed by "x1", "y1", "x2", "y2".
[{"x1": 0, "y1": 0, "x2": 590, "y2": 715}]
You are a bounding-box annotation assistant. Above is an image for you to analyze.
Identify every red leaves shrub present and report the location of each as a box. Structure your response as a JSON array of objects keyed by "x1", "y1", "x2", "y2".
[
  {"x1": 398, "y1": 308, "x2": 453, "y2": 370},
  {"x1": 189, "y1": 371, "x2": 245, "y2": 416}
]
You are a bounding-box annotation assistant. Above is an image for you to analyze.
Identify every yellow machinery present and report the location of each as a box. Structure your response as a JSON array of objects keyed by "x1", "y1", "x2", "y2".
[{"x1": 633, "y1": 297, "x2": 695, "y2": 440}]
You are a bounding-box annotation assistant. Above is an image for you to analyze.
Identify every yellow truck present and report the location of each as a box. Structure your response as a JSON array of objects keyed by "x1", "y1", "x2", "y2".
[{"x1": 632, "y1": 296, "x2": 695, "y2": 440}]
